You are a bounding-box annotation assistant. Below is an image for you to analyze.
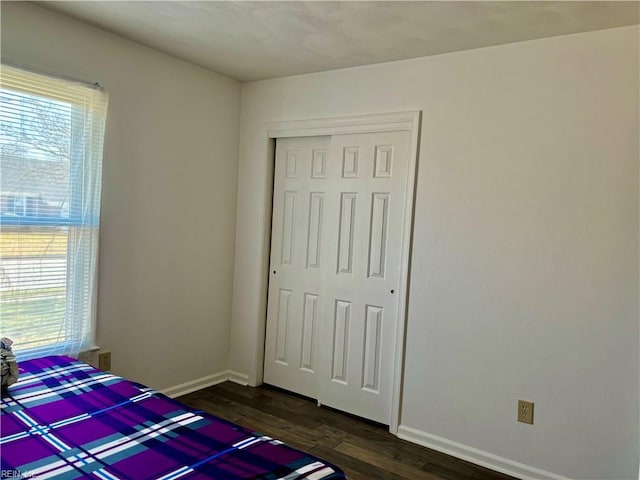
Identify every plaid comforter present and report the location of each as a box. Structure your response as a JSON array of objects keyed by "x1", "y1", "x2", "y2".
[{"x1": 0, "y1": 356, "x2": 346, "y2": 480}]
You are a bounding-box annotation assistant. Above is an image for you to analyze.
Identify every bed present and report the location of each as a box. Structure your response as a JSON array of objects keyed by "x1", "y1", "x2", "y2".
[{"x1": 1, "y1": 356, "x2": 346, "y2": 480}]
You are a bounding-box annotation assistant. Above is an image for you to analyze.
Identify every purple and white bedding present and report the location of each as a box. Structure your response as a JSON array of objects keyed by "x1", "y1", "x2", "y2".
[{"x1": 0, "y1": 356, "x2": 346, "y2": 479}]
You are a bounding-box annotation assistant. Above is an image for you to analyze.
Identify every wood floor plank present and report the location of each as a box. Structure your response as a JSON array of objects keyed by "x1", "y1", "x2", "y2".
[
  {"x1": 314, "y1": 424, "x2": 428, "y2": 470},
  {"x1": 179, "y1": 394, "x2": 245, "y2": 424},
  {"x1": 235, "y1": 414, "x2": 320, "y2": 450},
  {"x1": 309, "y1": 445, "x2": 411, "y2": 480},
  {"x1": 422, "y1": 461, "x2": 477, "y2": 480},
  {"x1": 472, "y1": 466, "x2": 519, "y2": 480},
  {"x1": 212, "y1": 383, "x2": 324, "y2": 430},
  {"x1": 182, "y1": 390, "x2": 329, "y2": 449},
  {"x1": 177, "y1": 383, "x2": 516, "y2": 480},
  {"x1": 313, "y1": 422, "x2": 480, "y2": 477},
  {"x1": 334, "y1": 441, "x2": 447, "y2": 480}
]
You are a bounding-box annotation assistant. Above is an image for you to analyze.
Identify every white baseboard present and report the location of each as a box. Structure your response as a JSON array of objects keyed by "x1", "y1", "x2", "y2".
[
  {"x1": 397, "y1": 425, "x2": 570, "y2": 480},
  {"x1": 228, "y1": 370, "x2": 249, "y2": 386},
  {"x1": 161, "y1": 371, "x2": 230, "y2": 398}
]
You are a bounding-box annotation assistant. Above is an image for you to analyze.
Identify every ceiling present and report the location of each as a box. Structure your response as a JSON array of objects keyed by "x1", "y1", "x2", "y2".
[{"x1": 39, "y1": 1, "x2": 639, "y2": 82}]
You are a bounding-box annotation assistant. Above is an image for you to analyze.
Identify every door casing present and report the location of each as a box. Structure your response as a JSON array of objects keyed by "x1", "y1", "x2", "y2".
[{"x1": 253, "y1": 111, "x2": 421, "y2": 434}]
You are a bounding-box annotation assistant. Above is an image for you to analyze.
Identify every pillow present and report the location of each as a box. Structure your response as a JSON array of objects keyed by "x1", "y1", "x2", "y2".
[{"x1": 1, "y1": 337, "x2": 18, "y2": 392}]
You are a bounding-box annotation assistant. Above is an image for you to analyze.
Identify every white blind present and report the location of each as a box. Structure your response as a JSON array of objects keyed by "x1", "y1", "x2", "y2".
[{"x1": 0, "y1": 64, "x2": 108, "y2": 360}]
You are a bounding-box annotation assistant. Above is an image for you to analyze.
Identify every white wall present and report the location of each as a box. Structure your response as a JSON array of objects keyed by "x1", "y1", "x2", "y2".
[
  {"x1": 230, "y1": 26, "x2": 639, "y2": 480},
  {"x1": 3, "y1": 4, "x2": 637, "y2": 477},
  {"x1": 1, "y1": 2, "x2": 241, "y2": 391}
]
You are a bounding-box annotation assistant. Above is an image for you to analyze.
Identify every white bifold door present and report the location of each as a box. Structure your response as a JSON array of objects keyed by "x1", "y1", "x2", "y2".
[{"x1": 264, "y1": 130, "x2": 410, "y2": 425}]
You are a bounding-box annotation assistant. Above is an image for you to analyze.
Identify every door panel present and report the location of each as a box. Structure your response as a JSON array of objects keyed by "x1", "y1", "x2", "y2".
[
  {"x1": 306, "y1": 192, "x2": 324, "y2": 269},
  {"x1": 363, "y1": 304, "x2": 383, "y2": 392}
]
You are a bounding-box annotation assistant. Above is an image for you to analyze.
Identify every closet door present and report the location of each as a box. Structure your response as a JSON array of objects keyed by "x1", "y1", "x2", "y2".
[
  {"x1": 265, "y1": 130, "x2": 411, "y2": 425},
  {"x1": 316, "y1": 131, "x2": 410, "y2": 424},
  {"x1": 263, "y1": 136, "x2": 330, "y2": 398}
]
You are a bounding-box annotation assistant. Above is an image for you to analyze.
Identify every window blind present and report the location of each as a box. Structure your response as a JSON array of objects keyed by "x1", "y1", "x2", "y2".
[{"x1": 0, "y1": 64, "x2": 108, "y2": 360}]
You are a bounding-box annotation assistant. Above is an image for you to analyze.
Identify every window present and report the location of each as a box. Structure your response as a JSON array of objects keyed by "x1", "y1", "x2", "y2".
[{"x1": 0, "y1": 64, "x2": 108, "y2": 360}]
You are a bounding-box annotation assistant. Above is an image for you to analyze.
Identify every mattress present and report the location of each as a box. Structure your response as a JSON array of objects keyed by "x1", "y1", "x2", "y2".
[{"x1": 0, "y1": 356, "x2": 346, "y2": 480}]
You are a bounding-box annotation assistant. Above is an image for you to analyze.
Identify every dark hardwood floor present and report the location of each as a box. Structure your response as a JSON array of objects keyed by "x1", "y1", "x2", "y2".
[{"x1": 178, "y1": 382, "x2": 516, "y2": 480}]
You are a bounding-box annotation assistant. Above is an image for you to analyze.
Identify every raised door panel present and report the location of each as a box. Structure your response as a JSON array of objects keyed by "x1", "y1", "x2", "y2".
[
  {"x1": 337, "y1": 193, "x2": 357, "y2": 274},
  {"x1": 306, "y1": 193, "x2": 324, "y2": 269},
  {"x1": 368, "y1": 193, "x2": 389, "y2": 279},
  {"x1": 274, "y1": 289, "x2": 292, "y2": 364},
  {"x1": 362, "y1": 305, "x2": 383, "y2": 392},
  {"x1": 331, "y1": 300, "x2": 351, "y2": 383},
  {"x1": 300, "y1": 293, "x2": 319, "y2": 372},
  {"x1": 280, "y1": 192, "x2": 297, "y2": 266}
]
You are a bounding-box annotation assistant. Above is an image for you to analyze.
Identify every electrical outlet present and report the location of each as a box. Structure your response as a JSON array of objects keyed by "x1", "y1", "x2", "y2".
[
  {"x1": 517, "y1": 400, "x2": 534, "y2": 424},
  {"x1": 98, "y1": 351, "x2": 111, "y2": 371}
]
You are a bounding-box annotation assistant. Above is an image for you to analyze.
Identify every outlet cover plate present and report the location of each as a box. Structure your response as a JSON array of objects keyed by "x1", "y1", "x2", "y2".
[
  {"x1": 98, "y1": 351, "x2": 111, "y2": 371},
  {"x1": 518, "y1": 400, "x2": 534, "y2": 424}
]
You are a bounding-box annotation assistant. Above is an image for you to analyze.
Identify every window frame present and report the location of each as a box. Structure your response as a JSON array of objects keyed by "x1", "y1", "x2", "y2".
[{"x1": 0, "y1": 63, "x2": 108, "y2": 360}]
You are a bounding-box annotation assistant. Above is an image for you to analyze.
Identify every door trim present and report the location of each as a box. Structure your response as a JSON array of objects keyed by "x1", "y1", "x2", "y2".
[
  {"x1": 267, "y1": 111, "x2": 419, "y2": 139},
  {"x1": 259, "y1": 111, "x2": 421, "y2": 435}
]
